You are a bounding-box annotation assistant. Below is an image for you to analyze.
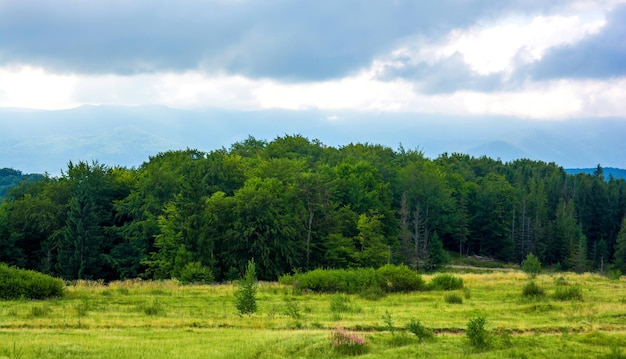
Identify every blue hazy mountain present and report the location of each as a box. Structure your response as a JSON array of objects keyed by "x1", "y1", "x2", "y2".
[
  {"x1": 564, "y1": 168, "x2": 626, "y2": 180},
  {"x1": 1, "y1": 105, "x2": 625, "y2": 175}
]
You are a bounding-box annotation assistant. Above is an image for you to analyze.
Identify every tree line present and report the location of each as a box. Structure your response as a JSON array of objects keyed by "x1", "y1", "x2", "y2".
[{"x1": 1, "y1": 135, "x2": 625, "y2": 281}]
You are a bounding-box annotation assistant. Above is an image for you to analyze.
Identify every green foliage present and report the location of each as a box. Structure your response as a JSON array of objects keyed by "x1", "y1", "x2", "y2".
[
  {"x1": 2, "y1": 137, "x2": 626, "y2": 283},
  {"x1": 429, "y1": 273, "x2": 464, "y2": 290},
  {"x1": 428, "y1": 232, "x2": 450, "y2": 269},
  {"x1": 553, "y1": 285, "x2": 583, "y2": 301},
  {"x1": 522, "y1": 253, "x2": 542, "y2": 277},
  {"x1": 381, "y1": 310, "x2": 395, "y2": 334},
  {"x1": 444, "y1": 293, "x2": 463, "y2": 304},
  {"x1": 294, "y1": 265, "x2": 424, "y2": 294},
  {"x1": 294, "y1": 267, "x2": 380, "y2": 294},
  {"x1": 377, "y1": 264, "x2": 425, "y2": 292},
  {"x1": 406, "y1": 319, "x2": 434, "y2": 342},
  {"x1": 614, "y1": 218, "x2": 626, "y2": 273},
  {"x1": 0, "y1": 263, "x2": 64, "y2": 300},
  {"x1": 235, "y1": 259, "x2": 258, "y2": 315},
  {"x1": 466, "y1": 316, "x2": 491, "y2": 350},
  {"x1": 522, "y1": 281, "x2": 545, "y2": 298},
  {"x1": 178, "y1": 262, "x2": 214, "y2": 285}
]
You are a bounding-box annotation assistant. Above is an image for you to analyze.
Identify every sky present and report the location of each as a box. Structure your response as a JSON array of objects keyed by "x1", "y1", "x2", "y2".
[{"x1": 1, "y1": 0, "x2": 626, "y2": 120}]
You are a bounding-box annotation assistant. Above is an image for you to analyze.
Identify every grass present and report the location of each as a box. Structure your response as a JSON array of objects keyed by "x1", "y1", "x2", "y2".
[{"x1": 0, "y1": 272, "x2": 624, "y2": 358}]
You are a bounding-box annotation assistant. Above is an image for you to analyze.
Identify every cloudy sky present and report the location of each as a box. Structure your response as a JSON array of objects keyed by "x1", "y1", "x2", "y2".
[{"x1": 1, "y1": 0, "x2": 626, "y2": 120}]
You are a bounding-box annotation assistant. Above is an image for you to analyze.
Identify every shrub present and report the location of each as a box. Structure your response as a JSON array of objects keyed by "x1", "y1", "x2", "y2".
[
  {"x1": 429, "y1": 273, "x2": 463, "y2": 291},
  {"x1": 178, "y1": 262, "x2": 214, "y2": 285},
  {"x1": 466, "y1": 316, "x2": 491, "y2": 350},
  {"x1": 295, "y1": 267, "x2": 380, "y2": 294},
  {"x1": 330, "y1": 329, "x2": 368, "y2": 355},
  {"x1": 406, "y1": 319, "x2": 434, "y2": 342},
  {"x1": 553, "y1": 285, "x2": 583, "y2": 301},
  {"x1": 521, "y1": 253, "x2": 542, "y2": 277},
  {"x1": 522, "y1": 281, "x2": 545, "y2": 298},
  {"x1": 444, "y1": 293, "x2": 463, "y2": 304},
  {"x1": 0, "y1": 263, "x2": 64, "y2": 300},
  {"x1": 377, "y1": 264, "x2": 425, "y2": 292},
  {"x1": 235, "y1": 259, "x2": 258, "y2": 315}
]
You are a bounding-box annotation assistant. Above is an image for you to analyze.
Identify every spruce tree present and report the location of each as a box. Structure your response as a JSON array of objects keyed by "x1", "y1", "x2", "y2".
[
  {"x1": 613, "y1": 218, "x2": 626, "y2": 272},
  {"x1": 235, "y1": 259, "x2": 258, "y2": 315}
]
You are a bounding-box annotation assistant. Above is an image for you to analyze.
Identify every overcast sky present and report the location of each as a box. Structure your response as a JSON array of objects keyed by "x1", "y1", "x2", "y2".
[{"x1": 1, "y1": 0, "x2": 626, "y2": 120}]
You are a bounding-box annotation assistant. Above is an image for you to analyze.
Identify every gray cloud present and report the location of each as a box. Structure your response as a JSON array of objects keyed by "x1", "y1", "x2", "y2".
[
  {"x1": 0, "y1": 0, "x2": 572, "y2": 81},
  {"x1": 523, "y1": 4, "x2": 626, "y2": 80},
  {"x1": 379, "y1": 53, "x2": 505, "y2": 94}
]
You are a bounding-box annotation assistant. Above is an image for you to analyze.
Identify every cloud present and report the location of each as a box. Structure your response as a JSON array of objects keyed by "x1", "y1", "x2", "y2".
[
  {"x1": 0, "y1": 0, "x2": 577, "y2": 81},
  {"x1": 373, "y1": 12, "x2": 606, "y2": 93},
  {"x1": 526, "y1": 3, "x2": 626, "y2": 79}
]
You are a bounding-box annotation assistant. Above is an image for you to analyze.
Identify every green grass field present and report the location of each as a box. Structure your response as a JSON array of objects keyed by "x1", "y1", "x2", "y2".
[{"x1": 1, "y1": 272, "x2": 625, "y2": 358}]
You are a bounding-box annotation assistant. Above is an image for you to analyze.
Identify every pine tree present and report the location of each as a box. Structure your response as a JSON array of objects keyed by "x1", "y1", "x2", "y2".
[
  {"x1": 235, "y1": 259, "x2": 258, "y2": 315},
  {"x1": 613, "y1": 218, "x2": 626, "y2": 272},
  {"x1": 57, "y1": 177, "x2": 102, "y2": 279}
]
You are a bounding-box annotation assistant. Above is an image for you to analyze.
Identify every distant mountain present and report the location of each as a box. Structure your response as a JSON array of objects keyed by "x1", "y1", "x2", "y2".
[
  {"x1": 0, "y1": 168, "x2": 44, "y2": 198},
  {"x1": 1, "y1": 105, "x2": 625, "y2": 175},
  {"x1": 565, "y1": 167, "x2": 626, "y2": 180}
]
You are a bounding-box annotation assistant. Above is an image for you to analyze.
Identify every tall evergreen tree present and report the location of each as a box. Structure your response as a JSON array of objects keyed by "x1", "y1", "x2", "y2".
[{"x1": 57, "y1": 174, "x2": 102, "y2": 279}]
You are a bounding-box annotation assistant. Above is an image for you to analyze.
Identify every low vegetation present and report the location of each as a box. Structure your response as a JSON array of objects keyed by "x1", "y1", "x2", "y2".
[
  {"x1": 0, "y1": 271, "x2": 624, "y2": 358},
  {"x1": 0, "y1": 263, "x2": 64, "y2": 300}
]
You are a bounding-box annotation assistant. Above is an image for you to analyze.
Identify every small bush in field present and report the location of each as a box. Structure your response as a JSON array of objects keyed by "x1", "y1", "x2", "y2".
[
  {"x1": 444, "y1": 293, "x2": 463, "y2": 304},
  {"x1": 429, "y1": 273, "x2": 464, "y2": 290},
  {"x1": 329, "y1": 294, "x2": 351, "y2": 313},
  {"x1": 466, "y1": 317, "x2": 491, "y2": 350},
  {"x1": 178, "y1": 262, "x2": 214, "y2": 285},
  {"x1": 406, "y1": 319, "x2": 434, "y2": 342},
  {"x1": 330, "y1": 329, "x2": 368, "y2": 355},
  {"x1": 0, "y1": 263, "x2": 64, "y2": 300},
  {"x1": 553, "y1": 285, "x2": 583, "y2": 301},
  {"x1": 522, "y1": 281, "x2": 545, "y2": 298},
  {"x1": 377, "y1": 264, "x2": 425, "y2": 292},
  {"x1": 521, "y1": 253, "x2": 542, "y2": 278}
]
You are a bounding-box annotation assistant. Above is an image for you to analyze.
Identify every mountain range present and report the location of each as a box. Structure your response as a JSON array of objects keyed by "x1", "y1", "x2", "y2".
[{"x1": 1, "y1": 105, "x2": 625, "y2": 175}]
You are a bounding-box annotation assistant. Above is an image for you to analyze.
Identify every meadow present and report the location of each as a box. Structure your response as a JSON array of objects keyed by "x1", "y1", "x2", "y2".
[{"x1": 1, "y1": 271, "x2": 625, "y2": 358}]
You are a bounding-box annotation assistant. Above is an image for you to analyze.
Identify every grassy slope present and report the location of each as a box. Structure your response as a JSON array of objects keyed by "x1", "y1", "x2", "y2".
[{"x1": 0, "y1": 272, "x2": 625, "y2": 358}]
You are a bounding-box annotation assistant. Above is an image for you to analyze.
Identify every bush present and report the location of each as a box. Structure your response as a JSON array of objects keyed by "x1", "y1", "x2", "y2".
[
  {"x1": 330, "y1": 329, "x2": 368, "y2": 355},
  {"x1": 295, "y1": 268, "x2": 380, "y2": 294},
  {"x1": 294, "y1": 265, "x2": 426, "y2": 294},
  {"x1": 444, "y1": 293, "x2": 463, "y2": 304},
  {"x1": 377, "y1": 264, "x2": 425, "y2": 292},
  {"x1": 406, "y1": 319, "x2": 434, "y2": 342},
  {"x1": 429, "y1": 273, "x2": 464, "y2": 291},
  {"x1": 466, "y1": 316, "x2": 491, "y2": 350},
  {"x1": 178, "y1": 262, "x2": 214, "y2": 285},
  {"x1": 0, "y1": 263, "x2": 64, "y2": 300},
  {"x1": 521, "y1": 253, "x2": 542, "y2": 277},
  {"x1": 522, "y1": 281, "x2": 545, "y2": 298},
  {"x1": 553, "y1": 285, "x2": 583, "y2": 301}
]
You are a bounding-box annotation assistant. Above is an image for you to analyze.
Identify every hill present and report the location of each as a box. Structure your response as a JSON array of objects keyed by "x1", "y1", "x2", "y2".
[
  {"x1": 2, "y1": 105, "x2": 625, "y2": 175},
  {"x1": 565, "y1": 167, "x2": 626, "y2": 180}
]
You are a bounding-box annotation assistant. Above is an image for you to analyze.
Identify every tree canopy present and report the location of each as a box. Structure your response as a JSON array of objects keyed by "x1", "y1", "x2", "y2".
[{"x1": 1, "y1": 136, "x2": 624, "y2": 280}]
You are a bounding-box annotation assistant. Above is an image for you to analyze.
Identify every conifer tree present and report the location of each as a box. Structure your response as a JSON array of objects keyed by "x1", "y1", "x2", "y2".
[{"x1": 235, "y1": 259, "x2": 258, "y2": 315}]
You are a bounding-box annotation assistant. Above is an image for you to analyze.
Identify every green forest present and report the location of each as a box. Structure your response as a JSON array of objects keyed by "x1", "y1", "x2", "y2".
[{"x1": 1, "y1": 135, "x2": 626, "y2": 281}]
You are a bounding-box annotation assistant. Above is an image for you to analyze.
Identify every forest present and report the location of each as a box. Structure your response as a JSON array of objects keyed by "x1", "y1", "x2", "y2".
[{"x1": 1, "y1": 135, "x2": 625, "y2": 281}]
